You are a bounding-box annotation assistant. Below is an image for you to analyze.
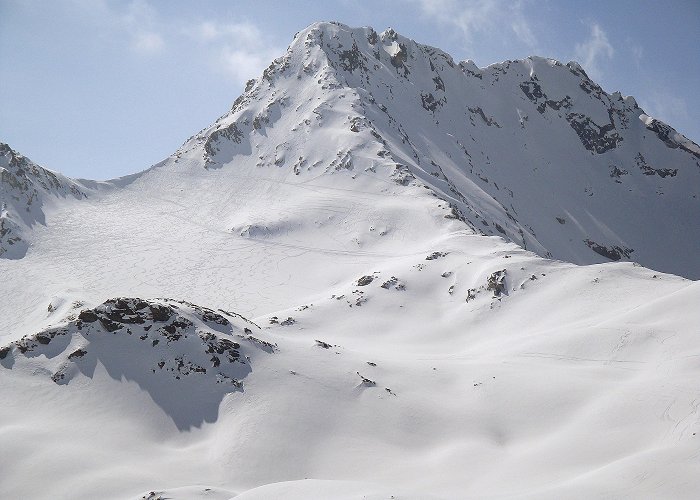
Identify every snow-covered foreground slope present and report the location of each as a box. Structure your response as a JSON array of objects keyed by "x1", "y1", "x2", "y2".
[
  {"x1": 1, "y1": 21, "x2": 699, "y2": 500},
  {"x1": 2, "y1": 234, "x2": 699, "y2": 498}
]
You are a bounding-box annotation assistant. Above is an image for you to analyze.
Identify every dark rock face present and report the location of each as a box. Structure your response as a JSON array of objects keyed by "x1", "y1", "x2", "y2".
[
  {"x1": 584, "y1": 239, "x2": 633, "y2": 261},
  {"x1": 72, "y1": 298, "x2": 239, "y2": 336},
  {"x1": 566, "y1": 113, "x2": 621, "y2": 153},
  {"x1": 390, "y1": 43, "x2": 409, "y2": 74},
  {"x1": 78, "y1": 310, "x2": 99, "y2": 323},
  {"x1": 518, "y1": 78, "x2": 572, "y2": 114},
  {"x1": 635, "y1": 153, "x2": 677, "y2": 178},
  {"x1": 521, "y1": 76, "x2": 621, "y2": 153},
  {"x1": 338, "y1": 42, "x2": 368, "y2": 73},
  {"x1": 0, "y1": 215, "x2": 24, "y2": 257},
  {"x1": 520, "y1": 80, "x2": 545, "y2": 101},
  {"x1": 421, "y1": 92, "x2": 441, "y2": 112},
  {"x1": 425, "y1": 252, "x2": 448, "y2": 261},
  {"x1": 315, "y1": 340, "x2": 332, "y2": 349},
  {"x1": 356, "y1": 371, "x2": 376, "y2": 386},
  {"x1": 487, "y1": 270, "x2": 507, "y2": 296},
  {"x1": 542, "y1": 96, "x2": 572, "y2": 112},
  {"x1": 469, "y1": 107, "x2": 500, "y2": 127},
  {"x1": 357, "y1": 275, "x2": 374, "y2": 286},
  {"x1": 205, "y1": 122, "x2": 244, "y2": 158},
  {"x1": 68, "y1": 348, "x2": 87, "y2": 359},
  {"x1": 644, "y1": 117, "x2": 700, "y2": 160},
  {"x1": 380, "y1": 276, "x2": 406, "y2": 291},
  {"x1": 76, "y1": 298, "x2": 181, "y2": 333},
  {"x1": 578, "y1": 79, "x2": 604, "y2": 97},
  {"x1": 609, "y1": 165, "x2": 629, "y2": 182},
  {"x1": 433, "y1": 75, "x2": 445, "y2": 91}
]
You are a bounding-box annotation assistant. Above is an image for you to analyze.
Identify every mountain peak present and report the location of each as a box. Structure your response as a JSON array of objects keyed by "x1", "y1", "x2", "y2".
[
  {"x1": 4, "y1": 23, "x2": 700, "y2": 278},
  {"x1": 166, "y1": 21, "x2": 700, "y2": 278}
]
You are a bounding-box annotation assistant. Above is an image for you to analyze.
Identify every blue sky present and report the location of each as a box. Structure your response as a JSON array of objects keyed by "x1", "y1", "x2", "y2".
[{"x1": 1, "y1": 0, "x2": 698, "y2": 179}]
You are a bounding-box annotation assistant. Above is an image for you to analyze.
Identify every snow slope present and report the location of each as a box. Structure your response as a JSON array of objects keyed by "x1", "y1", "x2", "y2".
[{"x1": 1, "y1": 21, "x2": 699, "y2": 500}]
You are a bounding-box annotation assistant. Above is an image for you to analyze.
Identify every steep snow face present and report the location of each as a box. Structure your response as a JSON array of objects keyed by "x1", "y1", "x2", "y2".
[
  {"x1": 0, "y1": 143, "x2": 86, "y2": 258},
  {"x1": 182, "y1": 21, "x2": 700, "y2": 278}
]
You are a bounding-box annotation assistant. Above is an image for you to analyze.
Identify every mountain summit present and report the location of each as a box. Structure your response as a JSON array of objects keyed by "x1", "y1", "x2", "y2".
[
  {"x1": 1, "y1": 22, "x2": 699, "y2": 500},
  {"x1": 177, "y1": 21, "x2": 699, "y2": 278}
]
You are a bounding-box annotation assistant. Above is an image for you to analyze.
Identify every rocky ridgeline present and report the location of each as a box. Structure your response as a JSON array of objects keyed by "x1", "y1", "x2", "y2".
[
  {"x1": 0, "y1": 298, "x2": 275, "y2": 389},
  {"x1": 0, "y1": 143, "x2": 86, "y2": 259}
]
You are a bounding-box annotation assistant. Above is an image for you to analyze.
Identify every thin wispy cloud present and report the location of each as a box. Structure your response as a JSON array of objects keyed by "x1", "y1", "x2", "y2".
[
  {"x1": 574, "y1": 22, "x2": 614, "y2": 80},
  {"x1": 62, "y1": 0, "x2": 281, "y2": 83},
  {"x1": 640, "y1": 90, "x2": 690, "y2": 128},
  {"x1": 185, "y1": 21, "x2": 282, "y2": 85},
  {"x1": 411, "y1": 0, "x2": 538, "y2": 50},
  {"x1": 131, "y1": 31, "x2": 165, "y2": 54},
  {"x1": 121, "y1": 0, "x2": 166, "y2": 55},
  {"x1": 511, "y1": 15, "x2": 537, "y2": 48},
  {"x1": 627, "y1": 40, "x2": 644, "y2": 68}
]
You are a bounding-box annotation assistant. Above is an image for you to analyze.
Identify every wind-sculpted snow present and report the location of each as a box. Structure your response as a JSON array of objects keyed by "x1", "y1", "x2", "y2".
[{"x1": 0, "y1": 297, "x2": 274, "y2": 430}]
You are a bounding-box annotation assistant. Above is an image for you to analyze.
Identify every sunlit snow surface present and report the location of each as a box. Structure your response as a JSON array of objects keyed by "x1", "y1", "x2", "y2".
[{"x1": 1, "y1": 21, "x2": 700, "y2": 499}]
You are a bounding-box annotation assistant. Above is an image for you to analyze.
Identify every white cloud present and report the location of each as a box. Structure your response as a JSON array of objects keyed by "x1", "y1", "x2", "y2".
[
  {"x1": 185, "y1": 21, "x2": 282, "y2": 85},
  {"x1": 640, "y1": 90, "x2": 689, "y2": 127},
  {"x1": 411, "y1": 0, "x2": 538, "y2": 50},
  {"x1": 131, "y1": 31, "x2": 165, "y2": 54},
  {"x1": 120, "y1": 0, "x2": 165, "y2": 55},
  {"x1": 627, "y1": 40, "x2": 643, "y2": 68},
  {"x1": 195, "y1": 21, "x2": 220, "y2": 42},
  {"x1": 574, "y1": 23, "x2": 614, "y2": 80},
  {"x1": 64, "y1": 0, "x2": 167, "y2": 55},
  {"x1": 220, "y1": 48, "x2": 273, "y2": 83},
  {"x1": 122, "y1": 0, "x2": 157, "y2": 26},
  {"x1": 65, "y1": 0, "x2": 281, "y2": 81},
  {"x1": 511, "y1": 15, "x2": 537, "y2": 48}
]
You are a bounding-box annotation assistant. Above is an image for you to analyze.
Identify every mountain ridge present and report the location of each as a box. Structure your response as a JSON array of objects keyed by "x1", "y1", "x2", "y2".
[{"x1": 3, "y1": 24, "x2": 699, "y2": 278}]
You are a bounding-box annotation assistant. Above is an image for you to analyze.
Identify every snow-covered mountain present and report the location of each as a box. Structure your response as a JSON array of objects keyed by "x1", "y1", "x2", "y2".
[
  {"x1": 1, "y1": 22, "x2": 699, "y2": 500},
  {"x1": 188, "y1": 21, "x2": 700, "y2": 278}
]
